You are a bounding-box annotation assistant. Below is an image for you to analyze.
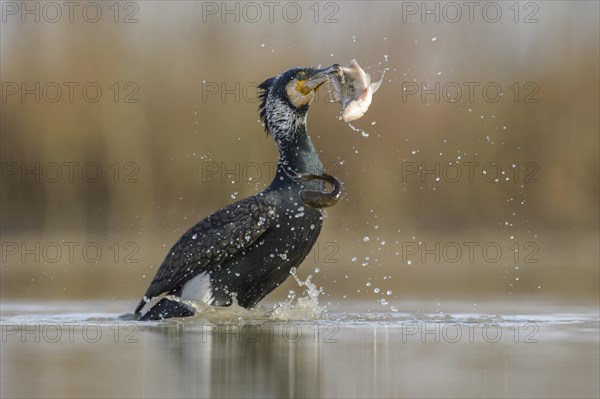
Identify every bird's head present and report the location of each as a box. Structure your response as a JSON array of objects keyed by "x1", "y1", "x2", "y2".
[{"x1": 258, "y1": 65, "x2": 341, "y2": 140}]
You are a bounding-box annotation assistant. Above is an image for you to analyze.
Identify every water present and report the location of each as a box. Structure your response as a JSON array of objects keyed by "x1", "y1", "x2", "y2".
[{"x1": 1, "y1": 299, "x2": 598, "y2": 398}]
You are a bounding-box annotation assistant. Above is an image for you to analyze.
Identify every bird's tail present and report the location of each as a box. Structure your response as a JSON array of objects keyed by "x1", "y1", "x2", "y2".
[{"x1": 134, "y1": 298, "x2": 148, "y2": 314}]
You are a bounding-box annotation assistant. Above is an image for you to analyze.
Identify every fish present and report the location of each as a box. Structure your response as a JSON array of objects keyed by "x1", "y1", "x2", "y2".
[
  {"x1": 331, "y1": 59, "x2": 382, "y2": 123},
  {"x1": 297, "y1": 173, "x2": 343, "y2": 209}
]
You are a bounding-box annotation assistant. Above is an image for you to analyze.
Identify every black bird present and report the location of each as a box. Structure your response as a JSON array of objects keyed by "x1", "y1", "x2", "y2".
[{"x1": 135, "y1": 65, "x2": 342, "y2": 320}]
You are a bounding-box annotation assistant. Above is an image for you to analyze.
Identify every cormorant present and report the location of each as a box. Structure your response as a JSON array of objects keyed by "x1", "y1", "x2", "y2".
[{"x1": 135, "y1": 65, "x2": 343, "y2": 320}]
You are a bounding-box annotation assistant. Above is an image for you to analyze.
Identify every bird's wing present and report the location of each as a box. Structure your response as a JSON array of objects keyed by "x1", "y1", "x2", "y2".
[{"x1": 135, "y1": 196, "x2": 277, "y2": 313}]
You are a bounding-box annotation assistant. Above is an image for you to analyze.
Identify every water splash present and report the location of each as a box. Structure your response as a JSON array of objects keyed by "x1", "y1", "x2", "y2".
[
  {"x1": 270, "y1": 267, "x2": 325, "y2": 321},
  {"x1": 346, "y1": 122, "x2": 370, "y2": 137},
  {"x1": 162, "y1": 268, "x2": 326, "y2": 323}
]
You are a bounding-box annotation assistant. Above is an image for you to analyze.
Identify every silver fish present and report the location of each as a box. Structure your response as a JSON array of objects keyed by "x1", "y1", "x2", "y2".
[{"x1": 331, "y1": 59, "x2": 382, "y2": 123}]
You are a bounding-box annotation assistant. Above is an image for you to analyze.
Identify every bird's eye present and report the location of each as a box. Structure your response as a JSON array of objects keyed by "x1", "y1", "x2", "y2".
[{"x1": 295, "y1": 72, "x2": 305, "y2": 81}]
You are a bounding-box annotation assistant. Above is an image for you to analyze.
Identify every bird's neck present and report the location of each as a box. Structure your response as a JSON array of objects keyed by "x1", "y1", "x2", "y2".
[{"x1": 273, "y1": 123, "x2": 324, "y2": 180}]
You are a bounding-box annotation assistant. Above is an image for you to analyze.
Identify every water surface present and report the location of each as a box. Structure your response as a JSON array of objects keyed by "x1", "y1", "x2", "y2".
[{"x1": 1, "y1": 300, "x2": 598, "y2": 398}]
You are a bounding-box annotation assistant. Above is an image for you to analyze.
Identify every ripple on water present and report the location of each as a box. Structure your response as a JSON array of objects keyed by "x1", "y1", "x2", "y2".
[
  {"x1": 2, "y1": 303, "x2": 598, "y2": 330},
  {"x1": 2, "y1": 272, "x2": 598, "y2": 328}
]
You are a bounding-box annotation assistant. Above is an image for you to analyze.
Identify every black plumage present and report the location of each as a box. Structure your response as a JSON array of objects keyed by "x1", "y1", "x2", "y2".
[{"x1": 135, "y1": 65, "x2": 341, "y2": 320}]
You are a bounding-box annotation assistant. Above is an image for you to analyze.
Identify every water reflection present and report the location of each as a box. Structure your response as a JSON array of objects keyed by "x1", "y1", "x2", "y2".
[
  {"x1": 144, "y1": 323, "x2": 324, "y2": 398},
  {"x1": 1, "y1": 303, "x2": 599, "y2": 398}
]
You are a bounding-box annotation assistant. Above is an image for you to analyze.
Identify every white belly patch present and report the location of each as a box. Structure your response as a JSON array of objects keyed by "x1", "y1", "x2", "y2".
[{"x1": 180, "y1": 272, "x2": 214, "y2": 305}]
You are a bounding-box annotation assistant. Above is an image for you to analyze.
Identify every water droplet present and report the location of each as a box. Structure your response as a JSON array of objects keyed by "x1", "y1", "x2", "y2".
[{"x1": 363, "y1": 236, "x2": 370, "y2": 242}]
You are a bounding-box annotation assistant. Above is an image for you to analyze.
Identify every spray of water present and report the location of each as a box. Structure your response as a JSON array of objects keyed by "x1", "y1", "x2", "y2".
[
  {"x1": 270, "y1": 267, "x2": 326, "y2": 321},
  {"x1": 159, "y1": 267, "x2": 325, "y2": 323}
]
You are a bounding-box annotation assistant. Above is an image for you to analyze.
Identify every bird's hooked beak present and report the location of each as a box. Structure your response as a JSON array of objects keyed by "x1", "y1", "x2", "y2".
[{"x1": 298, "y1": 64, "x2": 342, "y2": 95}]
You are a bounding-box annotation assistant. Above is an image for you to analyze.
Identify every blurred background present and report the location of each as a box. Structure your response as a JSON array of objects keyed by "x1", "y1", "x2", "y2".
[{"x1": 1, "y1": 1, "x2": 598, "y2": 307}]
